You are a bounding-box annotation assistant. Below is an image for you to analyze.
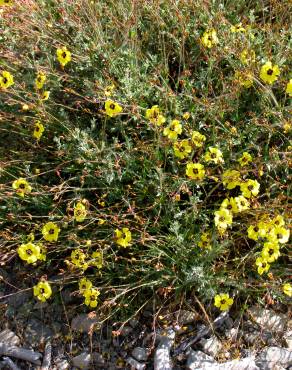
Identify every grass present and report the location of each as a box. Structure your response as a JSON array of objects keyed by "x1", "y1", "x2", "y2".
[{"x1": 0, "y1": 0, "x2": 291, "y2": 322}]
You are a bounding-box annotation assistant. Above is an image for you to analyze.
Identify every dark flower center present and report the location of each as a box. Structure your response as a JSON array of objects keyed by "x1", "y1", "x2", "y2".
[
  {"x1": 268, "y1": 249, "x2": 274, "y2": 256},
  {"x1": 241, "y1": 201, "x2": 245, "y2": 206},
  {"x1": 221, "y1": 299, "x2": 226, "y2": 304},
  {"x1": 247, "y1": 185, "x2": 253, "y2": 190},
  {"x1": 262, "y1": 262, "x2": 266, "y2": 267},
  {"x1": 210, "y1": 153, "x2": 217, "y2": 158},
  {"x1": 26, "y1": 249, "x2": 32, "y2": 255},
  {"x1": 35, "y1": 126, "x2": 40, "y2": 132},
  {"x1": 254, "y1": 226, "x2": 259, "y2": 232},
  {"x1": 267, "y1": 69, "x2": 273, "y2": 75},
  {"x1": 3, "y1": 77, "x2": 8, "y2": 84},
  {"x1": 277, "y1": 233, "x2": 282, "y2": 239},
  {"x1": 179, "y1": 146, "x2": 185, "y2": 152},
  {"x1": 49, "y1": 229, "x2": 55, "y2": 234},
  {"x1": 193, "y1": 168, "x2": 198, "y2": 174},
  {"x1": 40, "y1": 288, "x2": 45, "y2": 293},
  {"x1": 19, "y1": 183, "x2": 26, "y2": 189},
  {"x1": 90, "y1": 295, "x2": 96, "y2": 301},
  {"x1": 219, "y1": 216, "x2": 225, "y2": 222},
  {"x1": 110, "y1": 103, "x2": 115, "y2": 109},
  {"x1": 62, "y1": 52, "x2": 67, "y2": 58},
  {"x1": 227, "y1": 205, "x2": 232, "y2": 210}
]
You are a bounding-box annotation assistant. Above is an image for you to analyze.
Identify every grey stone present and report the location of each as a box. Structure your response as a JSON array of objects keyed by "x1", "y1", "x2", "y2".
[
  {"x1": 256, "y1": 346, "x2": 292, "y2": 369},
  {"x1": 72, "y1": 352, "x2": 91, "y2": 369},
  {"x1": 284, "y1": 330, "x2": 292, "y2": 350},
  {"x1": 53, "y1": 358, "x2": 70, "y2": 370},
  {"x1": 0, "y1": 329, "x2": 20, "y2": 346},
  {"x1": 92, "y1": 352, "x2": 105, "y2": 366},
  {"x1": 126, "y1": 357, "x2": 146, "y2": 370},
  {"x1": 129, "y1": 318, "x2": 139, "y2": 328},
  {"x1": 244, "y1": 331, "x2": 276, "y2": 346},
  {"x1": 248, "y1": 306, "x2": 287, "y2": 333},
  {"x1": 71, "y1": 314, "x2": 99, "y2": 333},
  {"x1": 120, "y1": 325, "x2": 133, "y2": 336},
  {"x1": 226, "y1": 328, "x2": 238, "y2": 342},
  {"x1": 176, "y1": 310, "x2": 197, "y2": 325},
  {"x1": 186, "y1": 350, "x2": 215, "y2": 369},
  {"x1": 132, "y1": 347, "x2": 148, "y2": 362},
  {"x1": 199, "y1": 335, "x2": 222, "y2": 357},
  {"x1": 8, "y1": 290, "x2": 31, "y2": 308},
  {"x1": 25, "y1": 319, "x2": 53, "y2": 346},
  {"x1": 187, "y1": 356, "x2": 259, "y2": 370},
  {"x1": 154, "y1": 329, "x2": 175, "y2": 370}
]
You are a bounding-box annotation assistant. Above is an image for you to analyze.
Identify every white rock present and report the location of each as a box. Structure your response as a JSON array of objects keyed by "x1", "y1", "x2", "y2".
[
  {"x1": 187, "y1": 357, "x2": 259, "y2": 370},
  {"x1": 154, "y1": 330, "x2": 175, "y2": 370},
  {"x1": 72, "y1": 352, "x2": 91, "y2": 369},
  {"x1": 0, "y1": 329, "x2": 20, "y2": 346},
  {"x1": 284, "y1": 330, "x2": 292, "y2": 350},
  {"x1": 256, "y1": 346, "x2": 292, "y2": 369},
  {"x1": 186, "y1": 350, "x2": 215, "y2": 369},
  {"x1": 248, "y1": 306, "x2": 287, "y2": 333},
  {"x1": 199, "y1": 335, "x2": 222, "y2": 357},
  {"x1": 126, "y1": 357, "x2": 146, "y2": 370}
]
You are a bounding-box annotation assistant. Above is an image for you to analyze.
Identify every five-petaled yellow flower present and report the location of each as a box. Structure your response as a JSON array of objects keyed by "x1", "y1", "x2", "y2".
[
  {"x1": 214, "y1": 208, "x2": 233, "y2": 231},
  {"x1": 238, "y1": 152, "x2": 252, "y2": 166},
  {"x1": 163, "y1": 119, "x2": 182, "y2": 140},
  {"x1": 105, "y1": 99, "x2": 123, "y2": 117},
  {"x1": 173, "y1": 140, "x2": 192, "y2": 159},
  {"x1": 261, "y1": 241, "x2": 280, "y2": 263},
  {"x1": 18, "y1": 242, "x2": 40, "y2": 264},
  {"x1": 74, "y1": 202, "x2": 87, "y2": 222},
  {"x1": 33, "y1": 120, "x2": 45, "y2": 140},
  {"x1": 231, "y1": 23, "x2": 245, "y2": 33},
  {"x1": 56, "y1": 46, "x2": 72, "y2": 67},
  {"x1": 201, "y1": 29, "x2": 218, "y2": 48},
  {"x1": 220, "y1": 197, "x2": 238, "y2": 214},
  {"x1": 186, "y1": 163, "x2": 205, "y2": 181},
  {"x1": 42, "y1": 222, "x2": 60, "y2": 242},
  {"x1": 12, "y1": 178, "x2": 32, "y2": 197},
  {"x1": 214, "y1": 293, "x2": 233, "y2": 311},
  {"x1": 204, "y1": 147, "x2": 224, "y2": 164},
  {"x1": 40, "y1": 91, "x2": 50, "y2": 101},
  {"x1": 282, "y1": 283, "x2": 292, "y2": 297},
  {"x1": 222, "y1": 169, "x2": 241, "y2": 190},
  {"x1": 115, "y1": 227, "x2": 132, "y2": 247},
  {"x1": 240, "y1": 179, "x2": 260, "y2": 198},
  {"x1": 79, "y1": 277, "x2": 92, "y2": 293},
  {"x1": 234, "y1": 195, "x2": 250, "y2": 212},
  {"x1": 286, "y1": 79, "x2": 292, "y2": 97},
  {"x1": 35, "y1": 72, "x2": 46, "y2": 90},
  {"x1": 268, "y1": 226, "x2": 290, "y2": 244},
  {"x1": 260, "y1": 61, "x2": 280, "y2": 84},
  {"x1": 33, "y1": 281, "x2": 52, "y2": 302},
  {"x1": 191, "y1": 131, "x2": 206, "y2": 147},
  {"x1": 90, "y1": 251, "x2": 103, "y2": 269},
  {"x1": 71, "y1": 249, "x2": 88, "y2": 270},
  {"x1": 0, "y1": 0, "x2": 13, "y2": 5},
  {"x1": 0, "y1": 70, "x2": 14, "y2": 89},
  {"x1": 146, "y1": 105, "x2": 166, "y2": 126},
  {"x1": 84, "y1": 288, "x2": 100, "y2": 308},
  {"x1": 255, "y1": 256, "x2": 270, "y2": 275}
]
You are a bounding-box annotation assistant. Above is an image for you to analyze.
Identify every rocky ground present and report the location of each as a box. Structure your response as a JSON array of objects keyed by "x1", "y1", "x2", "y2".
[{"x1": 0, "y1": 271, "x2": 291, "y2": 369}]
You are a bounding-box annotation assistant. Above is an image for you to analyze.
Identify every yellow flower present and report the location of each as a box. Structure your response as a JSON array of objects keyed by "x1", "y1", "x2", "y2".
[
  {"x1": 56, "y1": 46, "x2": 72, "y2": 67},
  {"x1": 71, "y1": 249, "x2": 88, "y2": 270},
  {"x1": 260, "y1": 61, "x2": 280, "y2": 84},
  {"x1": 231, "y1": 23, "x2": 245, "y2": 33},
  {"x1": 33, "y1": 281, "x2": 52, "y2": 302},
  {"x1": 214, "y1": 209, "x2": 233, "y2": 230},
  {"x1": 201, "y1": 29, "x2": 218, "y2": 48},
  {"x1": 234, "y1": 195, "x2": 250, "y2": 212},
  {"x1": 286, "y1": 79, "x2": 292, "y2": 97},
  {"x1": 0, "y1": 0, "x2": 13, "y2": 5},
  {"x1": 240, "y1": 49, "x2": 256, "y2": 65},
  {"x1": 79, "y1": 277, "x2": 92, "y2": 293},
  {"x1": 240, "y1": 179, "x2": 260, "y2": 198},
  {"x1": 18, "y1": 242, "x2": 40, "y2": 264},
  {"x1": 0, "y1": 70, "x2": 14, "y2": 89},
  {"x1": 35, "y1": 72, "x2": 46, "y2": 90},
  {"x1": 74, "y1": 202, "x2": 87, "y2": 222},
  {"x1": 198, "y1": 231, "x2": 212, "y2": 249},
  {"x1": 222, "y1": 169, "x2": 241, "y2": 190},
  {"x1": 173, "y1": 140, "x2": 192, "y2": 159},
  {"x1": 84, "y1": 288, "x2": 100, "y2": 308},
  {"x1": 234, "y1": 71, "x2": 253, "y2": 88},
  {"x1": 191, "y1": 131, "x2": 206, "y2": 147},
  {"x1": 40, "y1": 91, "x2": 50, "y2": 101},
  {"x1": 220, "y1": 197, "x2": 238, "y2": 214},
  {"x1": 105, "y1": 83, "x2": 115, "y2": 97},
  {"x1": 182, "y1": 112, "x2": 190, "y2": 120},
  {"x1": 261, "y1": 241, "x2": 280, "y2": 263},
  {"x1": 204, "y1": 147, "x2": 224, "y2": 164},
  {"x1": 255, "y1": 256, "x2": 270, "y2": 275},
  {"x1": 185, "y1": 163, "x2": 205, "y2": 181},
  {"x1": 12, "y1": 178, "x2": 32, "y2": 197},
  {"x1": 163, "y1": 119, "x2": 182, "y2": 140},
  {"x1": 146, "y1": 105, "x2": 166, "y2": 126},
  {"x1": 115, "y1": 227, "x2": 132, "y2": 247},
  {"x1": 42, "y1": 222, "x2": 60, "y2": 242},
  {"x1": 268, "y1": 226, "x2": 290, "y2": 244},
  {"x1": 214, "y1": 293, "x2": 233, "y2": 311},
  {"x1": 247, "y1": 224, "x2": 260, "y2": 241},
  {"x1": 22, "y1": 104, "x2": 30, "y2": 111},
  {"x1": 270, "y1": 215, "x2": 285, "y2": 228},
  {"x1": 238, "y1": 152, "x2": 252, "y2": 166},
  {"x1": 105, "y1": 99, "x2": 123, "y2": 117},
  {"x1": 282, "y1": 283, "x2": 292, "y2": 297},
  {"x1": 33, "y1": 120, "x2": 45, "y2": 140},
  {"x1": 90, "y1": 251, "x2": 103, "y2": 269}
]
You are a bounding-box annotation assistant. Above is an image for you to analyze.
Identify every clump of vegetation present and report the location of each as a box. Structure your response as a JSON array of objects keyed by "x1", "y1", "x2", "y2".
[{"x1": 0, "y1": 0, "x2": 291, "y2": 321}]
